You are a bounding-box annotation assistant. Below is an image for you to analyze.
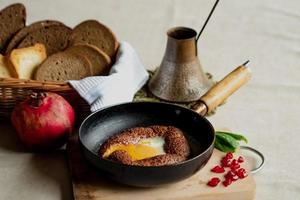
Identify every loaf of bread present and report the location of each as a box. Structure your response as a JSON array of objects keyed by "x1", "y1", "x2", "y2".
[
  {"x1": 0, "y1": 3, "x2": 26, "y2": 53},
  {"x1": 0, "y1": 54, "x2": 12, "y2": 78},
  {"x1": 6, "y1": 20, "x2": 64, "y2": 54},
  {"x1": 7, "y1": 43, "x2": 47, "y2": 79},
  {"x1": 65, "y1": 44, "x2": 111, "y2": 75},
  {"x1": 68, "y1": 20, "x2": 118, "y2": 59}
]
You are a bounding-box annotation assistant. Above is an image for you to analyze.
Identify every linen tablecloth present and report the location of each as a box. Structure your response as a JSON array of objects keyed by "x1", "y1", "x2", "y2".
[{"x1": 0, "y1": 0, "x2": 299, "y2": 199}]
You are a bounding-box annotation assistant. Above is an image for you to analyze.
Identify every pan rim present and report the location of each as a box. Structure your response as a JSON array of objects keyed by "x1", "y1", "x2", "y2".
[{"x1": 79, "y1": 101, "x2": 216, "y2": 169}]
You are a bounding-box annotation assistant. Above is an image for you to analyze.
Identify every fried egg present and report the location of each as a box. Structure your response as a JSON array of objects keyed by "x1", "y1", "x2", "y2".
[{"x1": 103, "y1": 136, "x2": 165, "y2": 161}]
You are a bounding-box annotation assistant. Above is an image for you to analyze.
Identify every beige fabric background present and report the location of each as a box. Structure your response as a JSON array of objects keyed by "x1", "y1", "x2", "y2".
[{"x1": 0, "y1": 0, "x2": 299, "y2": 199}]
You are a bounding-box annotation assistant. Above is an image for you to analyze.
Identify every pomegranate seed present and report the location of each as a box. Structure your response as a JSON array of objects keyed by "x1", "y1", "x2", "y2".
[
  {"x1": 230, "y1": 159, "x2": 240, "y2": 170},
  {"x1": 238, "y1": 156, "x2": 244, "y2": 163},
  {"x1": 231, "y1": 159, "x2": 238, "y2": 165},
  {"x1": 223, "y1": 178, "x2": 232, "y2": 187},
  {"x1": 207, "y1": 177, "x2": 221, "y2": 187},
  {"x1": 231, "y1": 163, "x2": 240, "y2": 170},
  {"x1": 225, "y1": 152, "x2": 233, "y2": 159},
  {"x1": 231, "y1": 174, "x2": 239, "y2": 181},
  {"x1": 211, "y1": 165, "x2": 225, "y2": 173},
  {"x1": 208, "y1": 153, "x2": 247, "y2": 189},
  {"x1": 231, "y1": 173, "x2": 239, "y2": 181},
  {"x1": 231, "y1": 169, "x2": 238, "y2": 175},
  {"x1": 224, "y1": 171, "x2": 234, "y2": 179},
  {"x1": 236, "y1": 168, "x2": 248, "y2": 179},
  {"x1": 238, "y1": 168, "x2": 246, "y2": 174},
  {"x1": 221, "y1": 157, "x2": 231, "y2": 167}
]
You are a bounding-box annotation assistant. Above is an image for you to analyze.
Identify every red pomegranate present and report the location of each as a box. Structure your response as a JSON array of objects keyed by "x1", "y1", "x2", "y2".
[{"x1": 11, "y1": 92, "x2": 75, "y2": 150}]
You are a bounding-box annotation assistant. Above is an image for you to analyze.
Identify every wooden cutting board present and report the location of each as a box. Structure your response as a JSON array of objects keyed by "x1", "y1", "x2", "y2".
[{"x1": 67, "y1": 133, "x2": 255, "y2": 200}]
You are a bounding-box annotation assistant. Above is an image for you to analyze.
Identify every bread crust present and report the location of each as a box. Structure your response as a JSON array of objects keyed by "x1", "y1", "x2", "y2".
[
  {"x1": 65, "y1": 43, "x2": 111, "y2": 75},
  {"x1": 99, "y1": 126, "x2": 191, "y2": 166},
  {"x1": 34, "y1": 51, "x2": 92, "y2": 82},
  {"x1": 6, "y1": 20, "x2": 64, "y2": 54},
  {"x1": 68, "y1": 20, "x2": 118, "y2": 59},
  {"x1": 18, "y1": 25, "x2": 72, "y2": 55},
  {"x1": 6, "y1": 43, "x2": 46, "y2": 79},
  {"x1": 0, "y1": 3, "x2": 26, "y2": 53},
  {"x1": 0, "y1": 54, "x2": 12, "y2": 78}
]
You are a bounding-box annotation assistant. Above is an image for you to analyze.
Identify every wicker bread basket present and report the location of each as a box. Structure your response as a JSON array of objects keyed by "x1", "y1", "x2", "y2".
[{"x1": 0, "y1": 77, "x2": 90, "y2": 123}]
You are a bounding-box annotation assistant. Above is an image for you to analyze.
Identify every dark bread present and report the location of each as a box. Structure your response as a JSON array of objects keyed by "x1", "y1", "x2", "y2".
[
  {"x1": 65, "y1": 44, "x2": 111, "y2": 75},
  {"x1": 34, "y1": 52, "x2": 92, "y2": 82},
  {"x1": 18, "y1": 25, "x2": 72, "y2": 55},
  {"x1": 68, "y1": 20, "x2": 118, "y2": 59},
  {"x1": 0, "y1": 3, "x2": 26, "y2": 53},
  {"x1": 6, "y1": 20, "x2": 64, "y2": 53}
]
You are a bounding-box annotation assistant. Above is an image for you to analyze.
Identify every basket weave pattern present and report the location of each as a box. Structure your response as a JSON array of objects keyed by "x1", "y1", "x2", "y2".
[{"x1": 0, "y1": 77, "x2": 90, "y2": 120}]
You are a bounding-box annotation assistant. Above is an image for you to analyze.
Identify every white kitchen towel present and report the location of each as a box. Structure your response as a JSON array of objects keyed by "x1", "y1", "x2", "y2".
[{"x1": 69, "y1": 41, "x2": 149, "y2": 112}]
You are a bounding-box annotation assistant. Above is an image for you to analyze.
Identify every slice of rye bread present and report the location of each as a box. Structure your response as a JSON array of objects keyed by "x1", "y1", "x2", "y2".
[
  {"x1": 17, "y1": 25, "x2": 72, "y2": 55},
  {"x1": 68, "y1": 20, "x2": 118, "y2": 59},
  {"x1": 65, "y1": 44, "x2": 112, "y2": 75},
  {"x1": 34, "y1": 51, "x2": 92, "y2": 82},
  {"x1": 6, "y1": 20, "x2": 64, "y2": 53},
  {"x1": 0, "y1": 3, "x2": 26, "y2": 53}
]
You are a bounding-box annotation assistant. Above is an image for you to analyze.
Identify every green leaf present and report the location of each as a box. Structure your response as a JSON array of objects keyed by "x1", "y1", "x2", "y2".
[
  {"x1": 214, "y1": 138, "x2": 235, "y2": 152},
  {"x1": 214, "y1": 131, "x2": 249, "y2": 153},
  {"x1": 215, "y1": 133, "x2": 239, "y2": 149},
  {"x1": 216, "y1": 131, "x2": 248, "y2": 143}
]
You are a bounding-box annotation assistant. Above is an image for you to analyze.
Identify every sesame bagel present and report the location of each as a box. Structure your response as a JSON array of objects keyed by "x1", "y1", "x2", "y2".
[{"x1": 99, "y1": 126, "x2": 191, "y2": 167}]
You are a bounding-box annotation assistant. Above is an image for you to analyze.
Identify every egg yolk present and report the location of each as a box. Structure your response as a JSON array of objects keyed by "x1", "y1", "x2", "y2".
[{"x1": 103, "y1": 137, "x2": 165, "y2": 161}]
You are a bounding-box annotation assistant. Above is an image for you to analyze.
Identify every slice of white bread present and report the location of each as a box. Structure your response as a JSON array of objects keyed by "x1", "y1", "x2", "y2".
[
  {"x1": 7, "y1": 43, "x2": 47, "y2": 79},
  {"x1": 0, "y1": 54, "x2": 12, "y2": 78}
]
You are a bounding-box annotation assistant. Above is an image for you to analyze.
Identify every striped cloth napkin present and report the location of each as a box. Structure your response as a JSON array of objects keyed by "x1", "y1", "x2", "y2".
[{"x1": 69, "y1": 42, "x2": 149, "y2": 112}]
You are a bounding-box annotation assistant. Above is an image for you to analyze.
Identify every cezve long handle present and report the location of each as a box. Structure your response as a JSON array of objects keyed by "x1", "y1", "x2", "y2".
[{"x1": 193, "y1": 61, "x2": 251, "y2": 116}]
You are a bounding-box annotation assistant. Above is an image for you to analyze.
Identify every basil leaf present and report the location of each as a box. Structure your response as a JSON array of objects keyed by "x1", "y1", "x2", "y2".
[
  {"x1": 215, "y1": 133, "x2": 239, "y2": 149},
  {"x1": 216, "y1": 131, "x2": 248, "y2": 143},
  {"x1": 214, "y1": 137, "x2": 235, "y2": 152}
]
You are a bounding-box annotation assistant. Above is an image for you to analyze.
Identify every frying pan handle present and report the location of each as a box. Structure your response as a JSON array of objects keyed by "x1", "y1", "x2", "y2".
[{"x1": 193, "y1": 62, "x2": 251, "y2": 115}]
